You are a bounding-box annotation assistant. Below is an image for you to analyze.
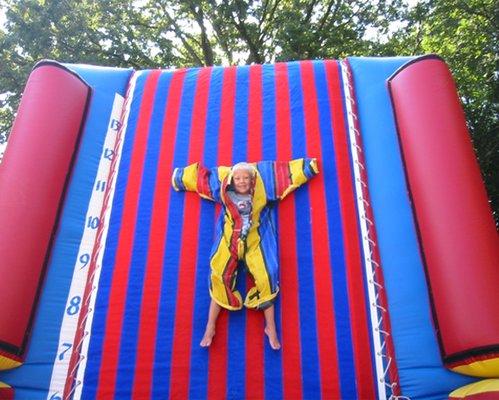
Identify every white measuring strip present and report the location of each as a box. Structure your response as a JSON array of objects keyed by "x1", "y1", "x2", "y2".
[
  {"x1": 73, "y1": 73, "x2": 139, "y2": 399},
  {"x1": 340, "y1": 61, "x2": 387, "y2": 400},
  {"x1": 48, "y1": 73, "x2": 138, "y2": 400},
  {"x1": 71, "y1": 74, "x2": 138, "y2": 399}
]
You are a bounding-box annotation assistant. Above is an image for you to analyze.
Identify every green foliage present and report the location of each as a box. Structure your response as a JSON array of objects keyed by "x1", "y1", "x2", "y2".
[
  {"x1": 0, "y1": 0, "x2": 496, "y2": 220},
  {"x1": 272, "y1": 0, "x2": 406, "y2": 60}
]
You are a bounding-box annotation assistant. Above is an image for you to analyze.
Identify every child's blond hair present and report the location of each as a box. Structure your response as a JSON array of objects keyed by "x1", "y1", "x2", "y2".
[{"x1": 232, "y1": 162, "x2": 256, "y2": 177}]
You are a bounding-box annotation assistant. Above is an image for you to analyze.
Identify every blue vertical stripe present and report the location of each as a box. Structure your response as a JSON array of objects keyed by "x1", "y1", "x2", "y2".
[
  {"x1": 313, "y1": 60, "x2": 358, "y2": 399},
  {"x1": 232, "y1": 65, "x2": 249, "y2": 163},
  {"x1": 262, "y1": 63, "x2": 284, "y2": 400},
  {"x1": 262, "y1": 64, "x2": 277, "y2": 162},
  {"x1": 188, "y1": 66, "x2": 224, "y2": 399},
  {"x1": 151, "y1": 68, "x2": 199, "y2": 399},
  {"x1": 288, "y1": 61, "x2": 321, "y2": 399},
  {"x1": 82, "y1": 71, "x2": 151, "y2": 400},
  {"x1": 227, "y1": 65, "x2": 250, "y2": 399}
]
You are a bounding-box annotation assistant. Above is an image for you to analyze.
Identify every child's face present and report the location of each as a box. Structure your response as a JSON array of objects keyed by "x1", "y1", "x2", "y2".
[{"x1": 233, "y1": 170, "x2": 252, "y2": 195}]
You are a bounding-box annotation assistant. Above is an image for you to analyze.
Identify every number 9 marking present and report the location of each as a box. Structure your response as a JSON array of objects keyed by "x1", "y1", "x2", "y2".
[{"x1": 79, "y1": 253, "x2": 90, "y2": 269}]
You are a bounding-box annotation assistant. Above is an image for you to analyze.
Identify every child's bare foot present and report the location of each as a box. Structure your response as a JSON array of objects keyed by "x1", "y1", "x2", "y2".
[
  {"x1": 264, "y1": 326, "x2": 281, "y2": 350},
  {"x1": 200, "y1": 323, "x2": 216, "y2": 347}
]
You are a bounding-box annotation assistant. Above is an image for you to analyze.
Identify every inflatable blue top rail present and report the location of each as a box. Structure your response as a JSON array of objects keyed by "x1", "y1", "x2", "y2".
[{"x1": 0, "y1": 56, "x2": 498, "y2": 399}]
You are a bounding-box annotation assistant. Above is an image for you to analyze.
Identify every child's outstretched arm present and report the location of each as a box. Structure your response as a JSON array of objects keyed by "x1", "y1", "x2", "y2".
[
  {"x1": 258, "y1": 158, "x2": 319, "y2": 201},
  {"x1": 171, "y1": 162, "x2": 229, "y2": 202}
]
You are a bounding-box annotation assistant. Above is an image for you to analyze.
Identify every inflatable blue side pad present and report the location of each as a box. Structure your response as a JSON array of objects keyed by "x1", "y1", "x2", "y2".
[
  {"x1": 0, "y1": 63, "x2": 133, "y2": 399},
  {"x1": 347, "y1": 56, "x2": 476, "y2": 399}
]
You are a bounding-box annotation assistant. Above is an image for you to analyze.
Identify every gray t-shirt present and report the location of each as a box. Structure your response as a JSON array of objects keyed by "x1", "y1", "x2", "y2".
[{"x1": 227, "y1": 191, "x2": 252, "y2": 236}]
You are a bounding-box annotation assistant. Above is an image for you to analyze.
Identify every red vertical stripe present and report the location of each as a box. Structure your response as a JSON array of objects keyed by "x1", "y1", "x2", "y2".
[
  {"x1": 247, "y1": 64, "x2": 263, "y2": 163},
  {"x1": 169, "y1": 67, "x2": 212, "y2": 399},
  {"x1": 324, "y1": 60, "x2": 376, "y2": 398},
  {"x1": 300, "y1": 61, "x2": 341, "y2": 398},
  {"x1": 274, "y1": 62, "x2": 303, "y2": 400},
  {"x1": 207, "y1": 66, "x2": 237, "y2": 400},
  {"x1": 245, "y1": 64, "x2": 265, "y2": 400},
  {"x1": 216, "y1": 66, "x2": 237, "y2": 164},
  {"x1": 96, "y1": 70, "x2": 161, "y2": 399},
  {"x1": 129, "y1": 69, "x2": 187, "y2": 399}
]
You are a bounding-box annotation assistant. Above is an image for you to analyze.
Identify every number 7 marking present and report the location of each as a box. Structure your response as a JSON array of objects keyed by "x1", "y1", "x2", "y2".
[{"x1": 58, "y1": 342, "x2": 72, "y2": 360}]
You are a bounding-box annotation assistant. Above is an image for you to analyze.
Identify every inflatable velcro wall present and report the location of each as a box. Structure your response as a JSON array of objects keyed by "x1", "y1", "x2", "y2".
[{"x1": 0, "y1": 55, "x2": 497, "y2": 399}]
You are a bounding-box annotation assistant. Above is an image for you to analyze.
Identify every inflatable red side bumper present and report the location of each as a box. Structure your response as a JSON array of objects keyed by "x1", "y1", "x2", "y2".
[{"x1": 389, "y1": 56, "x2": 499, "y2": 378}]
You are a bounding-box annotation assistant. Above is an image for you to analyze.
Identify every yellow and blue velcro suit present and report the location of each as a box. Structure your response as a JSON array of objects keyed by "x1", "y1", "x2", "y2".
[{"x1": 172, "y1": 158, "x2": 319, "y2": 310}]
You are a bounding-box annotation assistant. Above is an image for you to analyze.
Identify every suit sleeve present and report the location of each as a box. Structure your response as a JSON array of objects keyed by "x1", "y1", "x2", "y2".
[
  {"x1": 258, "y1": 158, "x2": 319, "y2": 201},
  {"x1": 171, "y1": 162, "x2": 227, "y2": 202}
]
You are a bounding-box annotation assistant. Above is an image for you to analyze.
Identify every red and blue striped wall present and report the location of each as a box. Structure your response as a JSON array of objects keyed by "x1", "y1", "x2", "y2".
[{"x1": 81, "y1": 61, "x2": 377, "y2": 399}]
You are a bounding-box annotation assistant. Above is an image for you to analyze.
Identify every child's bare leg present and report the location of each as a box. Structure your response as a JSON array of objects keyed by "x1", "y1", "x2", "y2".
[
  {"x1": 200, "y1": 299, "x2": 221, "y2": 347},
  {"x1": 263, "y1": 304, "x2": 281, "y2": 350}
]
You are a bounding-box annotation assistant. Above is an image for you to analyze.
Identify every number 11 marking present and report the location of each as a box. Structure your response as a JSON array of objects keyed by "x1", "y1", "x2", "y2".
[{"x1": 95, "y1": 180, "x2": 106, "y2": 192}]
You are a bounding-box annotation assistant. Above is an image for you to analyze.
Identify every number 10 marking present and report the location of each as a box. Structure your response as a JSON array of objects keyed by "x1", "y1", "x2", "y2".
[{"x1": 87, "y1": 216, "x2": 100, "y2": 229}]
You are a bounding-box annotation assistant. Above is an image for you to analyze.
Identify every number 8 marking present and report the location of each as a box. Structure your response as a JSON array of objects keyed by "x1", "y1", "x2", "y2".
[{"x1": 66, "y1": 296, "x2": 81, "y2": 316}]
